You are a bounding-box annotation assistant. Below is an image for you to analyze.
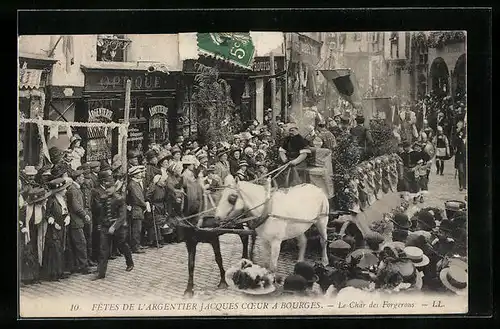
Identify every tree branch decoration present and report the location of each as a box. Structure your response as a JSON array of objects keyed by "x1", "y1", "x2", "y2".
[
  {"x1": 427, "y1": 31, "x2": 466, "y2": 49},
  {"x1": 191, "y1": 64, "x2": 241, "y2": 145}
]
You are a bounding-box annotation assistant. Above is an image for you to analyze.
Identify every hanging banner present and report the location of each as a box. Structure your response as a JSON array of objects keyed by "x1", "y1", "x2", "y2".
[
  {"x1": 321, "y1": 69, "x2": 363, "y2": 110},
  {"x1": 197, "y1": 33, "x2": 256, "y2": 69},
  {"x1": 19, "y1": 67, "x2": 43, "y2": 89},
  {"x1": 86, "y1": 107, "x2": 114, "y2": 161}
]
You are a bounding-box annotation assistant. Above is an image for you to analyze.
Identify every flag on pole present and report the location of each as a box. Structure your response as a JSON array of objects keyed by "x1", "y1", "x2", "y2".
[{"x1": 62, "y1": 35, "x2": 74, "y2": 73}]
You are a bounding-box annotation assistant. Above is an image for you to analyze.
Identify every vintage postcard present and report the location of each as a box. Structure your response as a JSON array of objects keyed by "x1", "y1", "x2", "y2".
[{"x1": 18, "y1": 30, "x2": 467, "y2": 317}]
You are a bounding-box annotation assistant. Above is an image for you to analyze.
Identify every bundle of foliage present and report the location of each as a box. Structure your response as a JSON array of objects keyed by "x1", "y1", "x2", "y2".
[
  {"x1": 369, "y1": 119, "x2": 399, "y2": 157},
  {"x1": 427, "y1": 31, "x2": 466, "y2": 48},
  {"x1": 331, "y1": 133, "x2": 361, "y2": 210},
  {"x1": 191, "y1": 65, "x2": 241, "y2": 145}
]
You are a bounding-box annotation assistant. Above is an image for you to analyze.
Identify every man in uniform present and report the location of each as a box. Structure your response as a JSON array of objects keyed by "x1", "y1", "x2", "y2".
[
  {"x1": 127, "y1": 165, "x2": 150, "y2": 253},
  {"x1": 279, "y1": 122, "x2": 311, "y2": 187},
  {"x1": 91, "y1": 173, "x2": 134, "y2": 280},
  {"x1": 79, "y1": 163, "x2": 96, "y2": 266}
]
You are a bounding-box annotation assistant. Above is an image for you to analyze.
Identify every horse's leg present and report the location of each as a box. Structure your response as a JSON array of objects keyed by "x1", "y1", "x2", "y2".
[
  {"x1": 249, "y1": 234, "x2": 256, "y2": 262},
  {"x1": 316, "y1": 216, "x2": 330, "y2": 266},
  {"x1": 239, "y1": 233, "x2": 249, "y2": 260},
  {"x1": 296, "y1": 233, "x2": 307, "y2": 263},
  {"x1": 210, "y1": 236, "x2": 228, "y2": 289},
  {"x1": 269, "y1": 239, "x2": 281, "y2": 273},
  {"x1": 184, "y1": 239, "x2": 197, "y2": 298}
]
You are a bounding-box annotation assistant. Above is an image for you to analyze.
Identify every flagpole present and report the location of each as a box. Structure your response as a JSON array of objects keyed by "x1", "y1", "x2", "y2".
[
  {"x1": 122, "y1": 79, "x2": 131, "y2": 174},
  {"x1": 270, "y1": 52, "x2": 277, "y2": 141},
  {"x1": 298, "y1": 36, "x2": 304, "y2": 118}
]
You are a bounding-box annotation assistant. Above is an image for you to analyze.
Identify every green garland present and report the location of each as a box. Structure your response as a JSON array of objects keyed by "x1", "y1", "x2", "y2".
[
  {"x1": 332, "y1": 132, "x2": 361, "y2": 210},
  {"x1": 369, "y1": 120, "x2": 399, "y2": 157}
]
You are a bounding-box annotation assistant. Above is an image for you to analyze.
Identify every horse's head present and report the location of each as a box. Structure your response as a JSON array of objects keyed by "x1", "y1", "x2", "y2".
[{"x1": 214, "y1": 175, "x2": 246, "y2": 222}]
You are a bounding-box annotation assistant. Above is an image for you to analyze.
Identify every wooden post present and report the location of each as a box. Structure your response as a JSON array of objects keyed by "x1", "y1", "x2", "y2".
[
  {"x1": 121, "y1": 79, "x2": 131, "y2": 174},
  {"x1": 270, "y1": 52, "x2": 277, "y2": 140},
  {"x1": 298, "y1": 37, "x2": 304, "y2": 118},
  {"x1": 283, "y1": 33, "x2": 288, "y2": 122}
]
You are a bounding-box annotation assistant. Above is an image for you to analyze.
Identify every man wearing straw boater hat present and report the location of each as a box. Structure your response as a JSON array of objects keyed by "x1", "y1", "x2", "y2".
[
  {"x1": 66, "y1": 169, "x2": 92, "y2": 274},
  {"x1": 126, "y1": 165, "x2": 150, "y2": 254},
  {"x1": 91, "y1": 172, "x2": 134, "y2": 281}
]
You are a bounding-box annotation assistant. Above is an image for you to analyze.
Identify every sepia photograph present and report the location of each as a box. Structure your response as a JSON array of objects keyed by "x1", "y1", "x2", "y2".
[{"x1": 18, "y1": 30, "x2": 468, "y2": 317}]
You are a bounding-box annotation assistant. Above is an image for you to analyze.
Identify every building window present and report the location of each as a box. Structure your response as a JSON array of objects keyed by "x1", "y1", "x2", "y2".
[
  {"x1": 418, "y1": 41, "x2": 428, "y2": 65},
  {"x1": 96, "y1": 34, "x2": 132, "y2": 62},
  {"x1": 390, "y1": 32, "x2": 399, "y2": 59},
  {"x1": 353, "y1": 32, "x2": 362, "y2": 41}
]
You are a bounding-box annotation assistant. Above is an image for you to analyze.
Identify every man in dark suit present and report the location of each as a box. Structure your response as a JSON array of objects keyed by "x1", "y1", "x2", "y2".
[
  {"x1": 350, "y1": 114, "x2": 374, "y2": 161},
  {"x1": 91, "y1": 174, "x2": 134, "y2": 280},
  {"x1": 88, "y1": 161, "x2": 101, "y2": 188},
  {"x1": 127, "y1": 165, "x2": 150, "y2": 253},
  {"x1": 67, "y1": 169, "x2": 92, "y2": 274}
]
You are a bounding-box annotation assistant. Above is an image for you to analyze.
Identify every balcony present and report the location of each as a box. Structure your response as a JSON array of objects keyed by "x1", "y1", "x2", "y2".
[{"x1": 96, "y1": 34, "x2": 132, "y2": 62}]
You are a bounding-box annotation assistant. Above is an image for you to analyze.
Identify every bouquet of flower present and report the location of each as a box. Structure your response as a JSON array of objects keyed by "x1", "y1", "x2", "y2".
[{"x1": 230, "y1": 259, "x2": 275, "y2": 290}]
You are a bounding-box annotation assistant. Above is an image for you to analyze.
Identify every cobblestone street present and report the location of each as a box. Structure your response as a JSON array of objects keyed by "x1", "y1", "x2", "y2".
[{"x1": 20, "y1": 158, "x2": 465, "y2": 301}]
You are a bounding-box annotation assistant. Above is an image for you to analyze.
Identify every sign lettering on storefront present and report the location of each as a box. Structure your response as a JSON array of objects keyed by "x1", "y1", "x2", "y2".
[
  {"x1": 149, "y1": 105, "x2": 168, "y2": 117},
  {"x1": 85, "y1": 72, "x2": 175, "y2": 92},
  {"x1": 89, "y1": 108, "x2": 113, "y2": 121},
  {"x1": 252, "y1": 56, "x2": 285, "y2": 74},
  {"x1": 127, "y1": 123, "x2": 146, "y2": 142}
]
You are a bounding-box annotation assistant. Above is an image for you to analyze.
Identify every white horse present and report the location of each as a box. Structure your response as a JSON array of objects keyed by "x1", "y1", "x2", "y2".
[{"x1": 214, "y1": 176, "x2": 329, "y2": 272}]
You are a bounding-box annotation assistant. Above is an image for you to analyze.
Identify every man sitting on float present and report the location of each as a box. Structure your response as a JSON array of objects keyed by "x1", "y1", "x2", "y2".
[{"x1": 278, "y1": 122, "x2": 311, "y2": 188}]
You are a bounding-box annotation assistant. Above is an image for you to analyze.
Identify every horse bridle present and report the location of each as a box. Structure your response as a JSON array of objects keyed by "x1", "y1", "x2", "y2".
[{"x1": 218, "y1": 184, "x2": 271, "y2": 229}]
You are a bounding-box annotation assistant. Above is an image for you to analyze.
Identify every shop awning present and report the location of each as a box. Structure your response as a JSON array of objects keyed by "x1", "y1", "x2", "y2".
[{"x1": 196, "y1": 33, "x2": 256, "y2": 70}]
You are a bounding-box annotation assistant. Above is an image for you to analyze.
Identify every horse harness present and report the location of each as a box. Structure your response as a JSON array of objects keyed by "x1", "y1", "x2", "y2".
[{"x1": 222, "y1": 184, "x2": 329, "y2": 230}]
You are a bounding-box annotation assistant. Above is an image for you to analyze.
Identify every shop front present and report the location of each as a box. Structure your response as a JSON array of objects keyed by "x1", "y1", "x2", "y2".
[
  {"x1": 18, "y1": 54, "x2": 57, "y2": 167},
  {"x1": 181, "y1": 57, "x2": 253, "y2": 139},
  {"x1": 79, "y1": 67, "x2": 179, "y2": 162},
  {"x1": 250, "y1": 55, "x2": 286, "y2": 124}
]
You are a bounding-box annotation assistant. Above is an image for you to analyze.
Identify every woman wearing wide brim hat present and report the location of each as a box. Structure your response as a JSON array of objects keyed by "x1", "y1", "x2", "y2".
[
  {"x1": 157, "y1": 150, "x2": 172, "y2": 169},
  {"x1": 41, "y1": 177, "x2": 72, "y2": 281},
  {"x1": 181, "y1": 155, "x2": 197, "y2": 183},
  {"x1": 20, "y1": 186, "x2": 52, "y2": 285}
]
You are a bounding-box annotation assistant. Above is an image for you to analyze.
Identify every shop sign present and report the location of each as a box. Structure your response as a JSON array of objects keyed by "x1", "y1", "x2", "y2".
[
  {"x1": 89, "y1": 108, "x2": 113, "y2": 121},
  {"x1": 149, "y1": 105, "x2": 168, "y2": 117},
  {"x1": 127, "y1": 122, "x2": 146, "y2": 142},
  {"x1": 85, "y1": 72, "x2": 175, "y2": 92},
  {"x1": 251, "y1": 56, "x2": 285, "y2": 74}
]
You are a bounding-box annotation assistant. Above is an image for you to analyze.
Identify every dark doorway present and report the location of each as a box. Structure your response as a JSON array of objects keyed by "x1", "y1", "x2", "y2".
[{"x1": 429, "y1": 57, "x2": 449, "y2": 97}]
